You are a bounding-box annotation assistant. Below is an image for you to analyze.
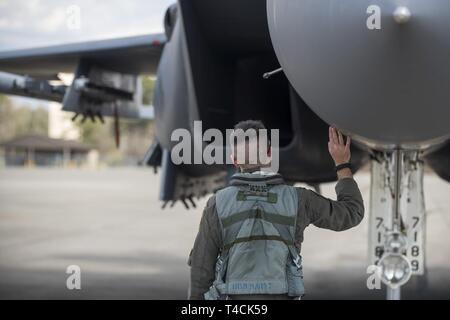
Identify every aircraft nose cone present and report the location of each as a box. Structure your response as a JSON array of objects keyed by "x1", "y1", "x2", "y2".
[{"x1": 267, "y1": 0, "x2": 450, "y2": 147}]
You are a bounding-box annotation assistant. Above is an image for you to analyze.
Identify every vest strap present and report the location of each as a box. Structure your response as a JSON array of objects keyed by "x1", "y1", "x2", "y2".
[
  {"x1": 270, "y1": 221, "x2": 301, "y2": 268},
  {"x1": 223, "y1": 235, "x2": 293, "y2": 251},
  {"x1": 236, "y1": 190, "x2": 278, "y2": 203},
  {"x1": 221, "y1": 208, "x2": 296, "y2": 229}
]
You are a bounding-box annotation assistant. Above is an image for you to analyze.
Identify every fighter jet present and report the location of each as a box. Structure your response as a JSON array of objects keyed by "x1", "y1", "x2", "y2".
[{"x1": 0, "y1": 0, "x2": 449, "y2": 299}]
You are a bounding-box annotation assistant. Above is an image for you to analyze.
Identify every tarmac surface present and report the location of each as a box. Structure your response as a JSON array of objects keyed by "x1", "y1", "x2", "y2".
[{"x1": 0, "y1": 168, "x2": 449, "y2": 299}]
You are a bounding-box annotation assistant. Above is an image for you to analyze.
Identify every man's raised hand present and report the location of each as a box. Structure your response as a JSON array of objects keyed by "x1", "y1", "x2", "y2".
[{"x1": 328, "y1": 127, "x2": 351, "y2": 166}]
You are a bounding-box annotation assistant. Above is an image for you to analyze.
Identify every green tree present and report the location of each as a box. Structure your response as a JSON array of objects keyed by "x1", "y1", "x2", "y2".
[
  {"x1": 76, "y1": 118, "x2": 115, "y2": 154},
  {"x1": 0, "y1": 95, "x2": 15, "y2": 142},
  {"x1": 141, "y1": 76, "x2": 156, "y2": 105},
  {"x1": 0, "y1": 94, "x2": 48, "y2": 142}
]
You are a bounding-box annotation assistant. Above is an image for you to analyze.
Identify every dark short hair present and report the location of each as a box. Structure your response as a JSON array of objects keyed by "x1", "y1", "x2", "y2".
[
  {"x1": 234, "y1": 120, "x2": 266, "y2": 132},
  {"x1": 233, "y1": 120, "x2": 271, "y2": 148}
]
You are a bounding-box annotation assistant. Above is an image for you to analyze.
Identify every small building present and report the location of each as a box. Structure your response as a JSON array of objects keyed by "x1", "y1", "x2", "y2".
[{"x1": 1, "y1": 134, "x2": 98, "y2": 167}]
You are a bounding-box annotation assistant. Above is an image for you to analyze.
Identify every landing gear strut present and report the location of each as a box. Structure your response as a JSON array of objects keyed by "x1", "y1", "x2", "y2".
[{"x1": 369, "y1": 149, "x2": 426, "y2": 300}]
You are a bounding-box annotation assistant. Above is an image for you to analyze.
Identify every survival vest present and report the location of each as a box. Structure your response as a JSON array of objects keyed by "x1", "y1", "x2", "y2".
[{"x1": 204, "y1": 172, "x2": 305, "y2": 300}]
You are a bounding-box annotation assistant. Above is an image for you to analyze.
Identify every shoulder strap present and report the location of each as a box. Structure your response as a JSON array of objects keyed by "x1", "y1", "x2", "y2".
[{"x1": 270, "y1": 221, "x2": 302, "y2": 268}]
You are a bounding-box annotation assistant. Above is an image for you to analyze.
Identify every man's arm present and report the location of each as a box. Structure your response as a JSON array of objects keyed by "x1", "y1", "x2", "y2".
[
  {"x1": 301, "y1": 178, "x2": 365, "y2": 231},
  {"x1": 188, "y1": 195, "x2": 221, "y2": 300},
  {"x1": 299, "y1": 127, "x2": 365, "y2": 231}
]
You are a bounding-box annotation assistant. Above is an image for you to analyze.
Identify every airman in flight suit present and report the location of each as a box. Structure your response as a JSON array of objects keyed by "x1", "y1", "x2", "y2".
[{"x1": 188, "y1": 121, "x2": 364, "y2": 300}]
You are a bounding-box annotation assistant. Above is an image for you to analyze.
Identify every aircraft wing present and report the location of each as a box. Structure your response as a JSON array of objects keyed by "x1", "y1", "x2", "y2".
[
  {"x1": 0, "y1": 34, "x2": 167, "y2": 120},
  {"x1": 0, "y1": 33, "x2": 166, "y2": 79}
]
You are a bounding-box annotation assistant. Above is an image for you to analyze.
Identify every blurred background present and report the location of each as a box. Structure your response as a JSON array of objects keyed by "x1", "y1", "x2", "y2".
[
  {"x1": 0, "y1": 79, "x2": 156, "y2": 168},
  {"x1": 0, "y1": 0, "x2": 176, "y2": 168}
]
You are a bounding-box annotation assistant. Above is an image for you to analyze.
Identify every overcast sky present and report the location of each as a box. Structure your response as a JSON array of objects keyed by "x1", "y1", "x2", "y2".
[
  {"x1": 0, "y1": 0, "x2": 175, "y2": 108},
  {"x1": 0, "y1": 0, "x2": 175, "y2": 51}
]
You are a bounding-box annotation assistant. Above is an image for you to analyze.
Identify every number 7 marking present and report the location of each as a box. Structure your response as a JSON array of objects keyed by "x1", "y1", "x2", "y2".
[
  {"x1": 376, "y1": 217, "x2": 384, "y2": 229},
  {"x1": 412, "y1": 217, "x2": 420, "y2": 228}
]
